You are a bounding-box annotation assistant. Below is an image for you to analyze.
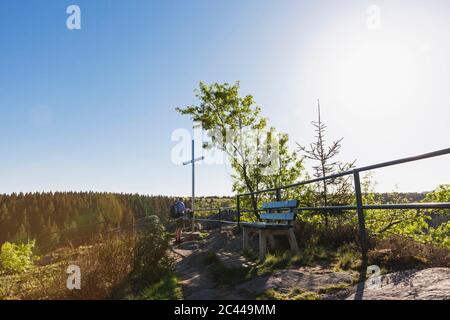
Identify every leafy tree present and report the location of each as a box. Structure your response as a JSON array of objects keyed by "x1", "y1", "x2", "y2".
[
  {"x1": 422, "y1": 184, "x2": 450, "y2": 215},
  {"x1": 420, "y1": 184, "x2": 449, "y2": 247},
  {"x1": 176, "y1": 82, "x2": 304, "y2": 215},
  {"x1": 362, "y1": 181, "x2": 449, "y2": 248},
  {"x1": 297, "y1": 100, "x2": 355, "y2": 227},
  {"x1": 260, "y1": 131, "x2": 305, "y2": 200}
]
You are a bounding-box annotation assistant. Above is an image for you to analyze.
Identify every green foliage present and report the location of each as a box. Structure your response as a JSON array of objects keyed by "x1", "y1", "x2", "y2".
[
  {"x1": 297, "y1": 102, "x2": 355, "y2": 226},
  {"x1": 259, "y1": 288, "x2": 321, "y2": 300},
  {"x1": 202, "y1": 251, "x2": 219, "y2": 265},
  {"x1": 317, "y1": 283, "x2": 350, "y2": 294},
  {"x1": 258, "y1": 252, "x2": 299, "y2": 274},
  {"x1": 203, "y1": 251, "x2": 253, "y2": 285},
  {"x1": 133, "y1": 273, "x2": 182, "y2": 300},
  {"x1": 0, "y1": 240, "x2": 37, "y2": 275},
  {"x1": 255, "y1": 248, "x2": 334, "y2": 275},
  {"x1": 334, "y1": 244, "x2": 362, "y2": 271},
  {"x1": 369, "y1": 235, "x2": 449, "y2": 272},
  {"x1": 426, "y1": 222, "x2": 450, "y2": 247},
  {"x1": 1, "y1": 224, "x2": 174, "y2": 299},
  {"x1": 176, "y1": 81, "x2": 304, "y2": 214},
  {"x1": 362, "y1": 182, "x2": 450, "y2": 248},
  {"x1": 132, "y1": 215, "x2": 170, "y2": 282},
  {"x1": 291, "y1": 291, "x2": 321, "y2": 300},
  {"x1": 208, "y1": 261, "x2": 251, "y2": 286},
  {"x1": 423, "y1": 184, "x2": 450, "y2": 205},
  {"x1": 264, "y1": 252, "x2": 292, "y2": 269}
]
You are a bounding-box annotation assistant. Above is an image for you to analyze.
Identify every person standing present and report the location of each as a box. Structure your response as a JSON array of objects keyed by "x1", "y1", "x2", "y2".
[{"x1": 173, "y1": 198, "x2": 186, "y2": 244}]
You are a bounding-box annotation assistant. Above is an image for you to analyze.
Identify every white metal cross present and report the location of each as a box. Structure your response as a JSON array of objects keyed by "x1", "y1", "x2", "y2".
[{"x1": 183, "y1": 139, "x2": 204, "y2": 232}]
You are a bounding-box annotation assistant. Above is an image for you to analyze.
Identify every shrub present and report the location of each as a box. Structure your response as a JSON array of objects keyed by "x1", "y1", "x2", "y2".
[
  {"x1": 335, "y1": 244, "x2": 361, "y2": 271},
  {"x1": 259, "y1": 288, "x2": 321, "y2": 300},
  {"x1": 369, "y1": 235, "x2": 450, "y2": 272},
  {"x1": 318, "y1": 282, "x2": 350, "y2": 294},
  {"x1": 0, "y1": 240, "x2": 37, "y2": 275},
  {"x1": 208, "y1": 261, "x2": 250, "y2": 285},
  {"x1": 12, "y1": 215, "x2": 172, "y2": 299},
  {"x1": 134, "y1": 273, "x2": 182, "y2": 300},
  {"x1": 132, "y1": 215, "x2": 170, "y2": 284},
  {"x1": 293, "y1": 220, "x2": 359, "y2": 249},
  {"x1": 202, "y1": 251, "x2": 219, "y2": 265}
]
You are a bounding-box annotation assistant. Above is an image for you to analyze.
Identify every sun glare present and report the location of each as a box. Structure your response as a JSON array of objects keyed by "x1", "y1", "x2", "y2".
[{"x1": 336, "y1": 40, "x2": 420, "y2": 113}]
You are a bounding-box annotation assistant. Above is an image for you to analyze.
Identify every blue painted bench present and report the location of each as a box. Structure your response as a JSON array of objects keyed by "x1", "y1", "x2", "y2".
[{"x1": 240, "y1": 200, "x2": 300, "y2": 260}]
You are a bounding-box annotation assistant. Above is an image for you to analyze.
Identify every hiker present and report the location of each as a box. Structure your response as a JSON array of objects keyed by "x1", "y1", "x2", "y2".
[{"x1": 171, "y1": 198, "x2": 186, "y2": 244}]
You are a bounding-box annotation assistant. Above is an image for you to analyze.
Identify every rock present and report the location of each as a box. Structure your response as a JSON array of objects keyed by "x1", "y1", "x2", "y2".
[
  {"x1": 174, "y1": 227, "x2": 450, "y2": 300},
  {"x1": 346, "y1": 267, "x2": 450, "y2": 300},
  {"x1": 183, "y1": 232, "x2": 203, "y2": 242},
  {"x1": 217, "y1": 250, "x2": 256, "y2": 269},
  {"x1": 238, "y1": 268, "x2": 354, "y2": 295},
  {"x1": 179, "y1": 269, "x2": 216, "y2": 295},
  {"x1": 186, "y1": 288, "x2": 223, "y2": 300},
  {"x1": 177, "y1": 241, "x2": 200, "y2": 251}
]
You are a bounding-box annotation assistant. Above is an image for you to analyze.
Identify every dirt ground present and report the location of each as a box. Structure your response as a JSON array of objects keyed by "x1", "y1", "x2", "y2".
[{"x1": 169, "y1": 226, "x2": 450, "y2": 300}]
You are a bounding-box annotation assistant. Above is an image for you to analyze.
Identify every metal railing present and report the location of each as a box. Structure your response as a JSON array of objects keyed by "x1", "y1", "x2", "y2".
[
  {"x1": 235, "y1": 148, "x2": 450, "y2": 257},
  {"x1": 191, "y1": 148, "x2": 449, "y2": 259},
  {"x1": 194, "y1": 207, "x2": 238, "y2": 231}
]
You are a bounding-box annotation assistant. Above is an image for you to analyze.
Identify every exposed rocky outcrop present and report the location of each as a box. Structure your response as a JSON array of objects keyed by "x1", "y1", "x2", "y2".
[
  {"x1": 237, "y1": 267, "x2": 354, "y2": 296},
  {"x1": 171, "y1": 227, "x2": 450, "y2": 300},
  {"x1": 346, "y1": 268, "x2": 450, "y2": 300}
]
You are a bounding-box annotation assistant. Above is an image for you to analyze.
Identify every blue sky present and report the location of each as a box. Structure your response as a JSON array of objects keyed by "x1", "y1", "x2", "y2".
[{"x1": 0, "y1": 0, "x2": 449, "y2": 196}]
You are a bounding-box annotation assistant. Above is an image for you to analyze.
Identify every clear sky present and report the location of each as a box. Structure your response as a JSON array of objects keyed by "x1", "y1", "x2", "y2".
[{"x1": 0, "y1": 0, "x2": 449, "y2": 196}]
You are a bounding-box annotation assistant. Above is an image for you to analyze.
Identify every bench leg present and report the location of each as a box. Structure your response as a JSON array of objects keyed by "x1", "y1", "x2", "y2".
[
  {"x1": 243, "y1": 227, "x2": 249, "y2": 252},
  {"x1": 259, "y1": 230, "x2": 267, "y2": 261},
  {"x1": 287, "y1": 229, "x2": 300, "y2": 255}
]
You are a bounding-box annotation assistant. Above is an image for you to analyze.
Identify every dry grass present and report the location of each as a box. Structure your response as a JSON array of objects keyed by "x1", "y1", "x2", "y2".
[
  {"x1": 293, "y1": 220, "x2": 449, "y2": 273},
  {"x1": 258, "y1": 287, "x2": 321, "y2": 300},
  {"x1": 11, "y1": 233, "x2": 137, "y2": 300},
  {"x1": 1, "y1": 221, "x2": 173, "y2": 300},
  {"x1": 369, "y1": 235, "x2": 450, "y2": 272}
]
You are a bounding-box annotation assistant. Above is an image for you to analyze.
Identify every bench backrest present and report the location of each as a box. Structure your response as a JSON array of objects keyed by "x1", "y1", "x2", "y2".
[{"x1": 260, "y1": 200, "x2": 298, "y2": 223}]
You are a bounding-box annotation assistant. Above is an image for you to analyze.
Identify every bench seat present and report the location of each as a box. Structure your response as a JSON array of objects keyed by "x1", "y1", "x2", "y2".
[
  {"x1": 240, "y1": 221, "x2": 293, "y2": 230},
  {"x1": 241, "y1": 200, "x2": 300, "y2": 260}
]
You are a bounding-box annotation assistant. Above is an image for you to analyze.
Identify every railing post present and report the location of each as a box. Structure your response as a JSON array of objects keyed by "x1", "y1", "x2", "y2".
[
  {"x1": 218, "y1": 208, "x2": 222, "y2": 232},
  {"x1": 275, "y1": 188, "x2": 281, "y2": 201},
  {"x1": 237, "y1": 195, "x2": 241, "y2": 230},
  {"x1": 353, "y1": 170, "x2": 368, "y2": 258}
]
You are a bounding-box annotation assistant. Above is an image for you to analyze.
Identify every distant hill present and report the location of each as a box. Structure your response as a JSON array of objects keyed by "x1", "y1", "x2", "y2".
[{"x1": 375, "y1": 192, "x2": 428, "y2": 203}]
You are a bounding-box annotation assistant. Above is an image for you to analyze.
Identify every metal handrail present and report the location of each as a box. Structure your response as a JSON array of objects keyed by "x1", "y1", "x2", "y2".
[
  {"x1": 191, "y1": 148, "x2": 449, "y2": 257},
  {"x1": 235, "y1": 148, "x2": 450, "y2": 257},
  {"x1": 239, "y1": 148, "x2": 450, "y2": 197},
  {"x1": 193, "y1": 207, "x2": 236, "y2": 212}
]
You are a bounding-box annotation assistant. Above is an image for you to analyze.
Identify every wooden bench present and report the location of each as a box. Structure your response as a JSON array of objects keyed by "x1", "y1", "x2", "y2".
[{"x1": 240, "y1": 200, "x2": 300, "y2": 260}]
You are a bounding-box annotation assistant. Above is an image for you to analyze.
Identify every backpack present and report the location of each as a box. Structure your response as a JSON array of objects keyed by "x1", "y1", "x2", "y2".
[{"x1": 170, "y1": 204, "x2": 179, "y2": 219}]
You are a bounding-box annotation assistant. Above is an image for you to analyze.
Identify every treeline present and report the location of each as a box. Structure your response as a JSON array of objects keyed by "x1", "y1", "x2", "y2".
[
  {"x1": 376, "y1": 192, "x2": 427, "y2": 203},
  {"x1": 0, "y1": 192, "x2": 176, "y2": 252}
]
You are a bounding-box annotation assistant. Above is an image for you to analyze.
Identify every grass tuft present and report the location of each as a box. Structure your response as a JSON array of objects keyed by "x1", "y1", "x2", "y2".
[
  {"x1": 258, "y1": 287, "x2": 321, "y2": 300},
  {"x1": 131, "y1": 272, "x2": 182, "y2": 300},
  {"x1": 318, "y1": 282, "x2": 350, "y2": 294}
]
